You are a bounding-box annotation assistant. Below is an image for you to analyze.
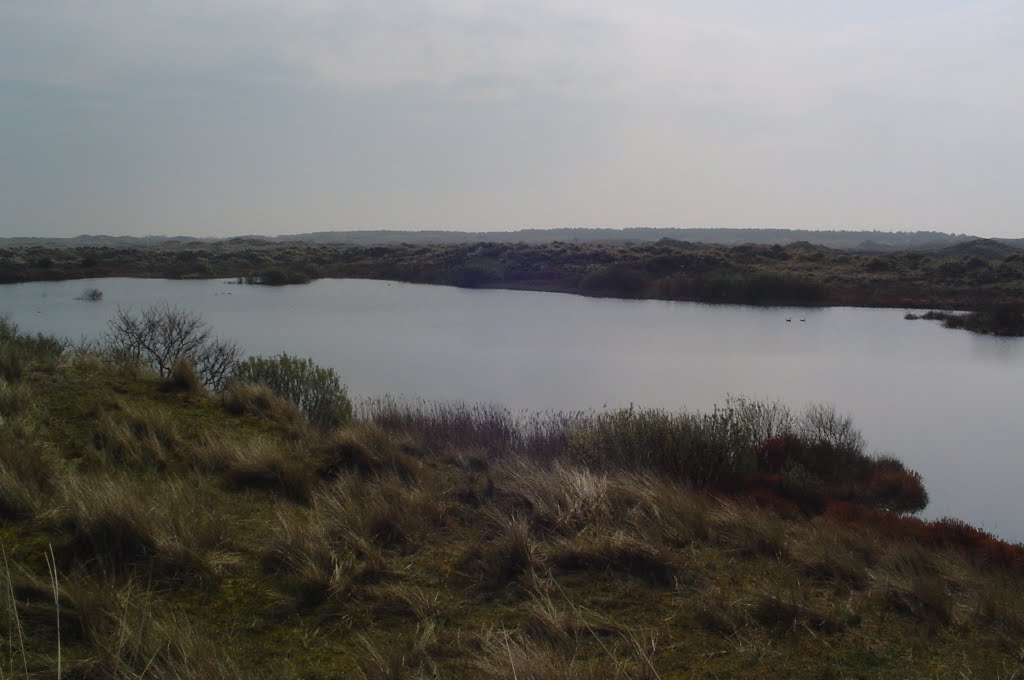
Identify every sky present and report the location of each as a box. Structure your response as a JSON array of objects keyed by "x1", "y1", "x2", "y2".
[{"x1": 1, "y1": 1, "x2": 1022, "y2": 239}]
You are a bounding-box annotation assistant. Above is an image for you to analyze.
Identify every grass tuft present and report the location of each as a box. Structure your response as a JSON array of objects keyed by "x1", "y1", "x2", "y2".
[
  {"x1": 164, "y1": 356, "x2": 205, "y2": 395},
  {"x1": 552, "y1": 530, "x2": 676, "y2": 587}
]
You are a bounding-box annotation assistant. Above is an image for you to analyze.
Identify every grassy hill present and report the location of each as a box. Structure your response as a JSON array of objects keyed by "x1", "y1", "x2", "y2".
[{"x1": 1, "y1": 320, "x2": 1023, "y2": 678}]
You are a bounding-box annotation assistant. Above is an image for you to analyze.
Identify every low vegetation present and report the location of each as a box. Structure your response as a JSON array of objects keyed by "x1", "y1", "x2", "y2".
[
  {"x1": 2, "y1": 238, "x2": 1024, "y2": 328},
  {"x1": 232, "y1": 353, "x2": 353, "y2": 428},
  {"x1": 906, "y1": 307, "x2": 1024, "y2": 336},
  {"x1": 2, "y1": 317, "x2": 1024, "y2": 677}
]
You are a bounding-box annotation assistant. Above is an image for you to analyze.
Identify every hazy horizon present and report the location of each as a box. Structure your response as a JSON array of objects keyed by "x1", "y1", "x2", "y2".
[{"x1": 3, "y1": 1, "x2": 1022, "y2": 239}]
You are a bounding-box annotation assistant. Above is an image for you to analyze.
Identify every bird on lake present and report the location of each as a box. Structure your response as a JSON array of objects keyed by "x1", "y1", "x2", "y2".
[{"x1": 785, "y1": 317, "x2": 792, "y2": 322}]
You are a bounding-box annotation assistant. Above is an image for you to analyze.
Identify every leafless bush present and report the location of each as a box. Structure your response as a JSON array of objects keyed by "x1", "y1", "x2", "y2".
[
  {"x1": 104, "y1": 304, "x2": 240, "y2": 390},
  {"x1": 799, "y1": 403, "x2": 865, "y2": 454},
  {"x1": 77, "y1": 288, "x2": 103, "y2": 302}
]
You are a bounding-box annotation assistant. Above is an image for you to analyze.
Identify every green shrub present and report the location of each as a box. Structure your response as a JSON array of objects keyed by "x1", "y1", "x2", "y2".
[
  {"x1": 231, "y1": 353, "x2": 353, "y2": 429},
  {"x1": 565, "y1": 406, "x2": 754, "y2": 487}
]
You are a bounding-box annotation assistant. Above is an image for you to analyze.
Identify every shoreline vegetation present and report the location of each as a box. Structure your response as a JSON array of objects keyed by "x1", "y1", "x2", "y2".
[
  {"x1": 905, "y1": 309, "x2": 1024, "y2": 337},
  {"x1": 2, "y1": 238, "x2": 1024, "y2": 334},
  {"x1": 2, "y1": 313, "x2": 1024, "y2": 677}
]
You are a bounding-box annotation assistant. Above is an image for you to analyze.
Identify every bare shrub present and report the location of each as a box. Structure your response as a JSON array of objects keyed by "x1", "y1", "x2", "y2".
[
  {"x1": 104, "y1": 304, "x2": 240, "y2": 390},
  {"x1": 77, "y1": 287, "x2": 103, "y2": 302},
  {"x1": 799, "y1": 403, "x2": 866, "y2": 455}
]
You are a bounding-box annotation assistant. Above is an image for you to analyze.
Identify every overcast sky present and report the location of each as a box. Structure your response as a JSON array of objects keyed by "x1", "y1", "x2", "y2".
[{"x1": 1, "y1": 1, "x2": 1021, "y2": 238}]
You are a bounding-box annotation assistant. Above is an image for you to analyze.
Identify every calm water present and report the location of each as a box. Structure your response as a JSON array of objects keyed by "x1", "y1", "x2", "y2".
[{"x1": 3, "y1": 277, "x2": 1023, "y2": 540}]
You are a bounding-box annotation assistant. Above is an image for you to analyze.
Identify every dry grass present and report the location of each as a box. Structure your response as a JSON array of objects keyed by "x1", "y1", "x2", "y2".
[
  {"x1": 218, "y1": 438, "x2": 316, "y2": 504},
  {"x1": 164, "y1": 356, "x2": 205, "y2": 395},
  {"x1": 0, "y1": 378, "x2": 33, "y2": 419},
  {"x1": 3, "y1": 321, "x2": 1024, "y2": 677},
  {"x1": 709, "y1": 501, "x2": 789, "y2": 559},
  {"x1": 93, "y1": 402, "x2": 183, "y2": 470},
  {"x1": 56, "y1": 475, "x2": 233, "y2": 579},
  {"x1": 2, "y1": 554, "x2": 238, "y2": 679},
  {"x1": 0, "y1": 425, "x2": 61, "y2": 521},
  {"x1": 354, "y1": 621, "x2": 443, "y2": 680},
  {"x1": 460, "y1": 513, "x2": 539, "y2": 586},
  {"x1": 314, "y1": 423, "x2": 424, "y2": 481},
  {"x1": 219, "y1": 380, "x2": 306, "y2": 433},
  {"x1": 259, "y1": 490, "x2": 401, "y2": 609},
  {"x1": 552, "y1": 529, "x2": 677, "y2": 587}
]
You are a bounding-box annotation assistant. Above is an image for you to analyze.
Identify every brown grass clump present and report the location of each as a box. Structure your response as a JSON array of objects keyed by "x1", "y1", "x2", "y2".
[
  {"x1": 748, "y1": 592, "x2": 853, "y2": 634},
  {"x1": 0, "y1": 430, "x2": 60, "y2": 520},
  {"x1": 639, "y1": 481, "x2": 712, "y2": 548},
  {"x1": 354, "y1": 622, "x2": 443, "y2": 680},
  {"x1": 0, "y1": 347, "x2": 24, "y2": 382},
  {"x1": 219, "y1": 381, "x2": 306, "y2": 432},
  {"x1": 92, "y1": 403, "x2": 183, "y2": 470},
  {"x1": 56, "y1": 475, "x2": 232, "y2": 579},
  {"x1": 470, "y1": 627, "x2": 662, "y2": 680},
  {"x1": 2, "y1": 569, "x2": 238, "y2": 679},
  {"x1": 363, "y1": 583, "x2": 450, "y2": 624},
  {"x1": 710, "y1": 501, "x2": 788, "y2": 559},
  {"x1": 498, "y1": 462, "x2": 619, "y2": 536},
  {"x1": 794, "y1": 528, "x2": 870, "y2": 591},
  {"x1": 973, "y1": 579, "x2": 1024, "y2": 635},
  {"x1": 693, "y1": 587, "x2": 745, "y2": 636},
  {"x1": 314, "y1": 476, "x2": 446, "y2": 552},
  {"x1": 552, "y1": 530, "x2": 676, "y2": 587},
  {"x1": 0, "y1": 378, "x2": 33, "y2": 419},
  {"x1": 461, "y1": 513, "x2": 539, "y2": 586},
  {"x1": 261, "y1": 497, "x2": 394, "y2": 609},
  {"x1": 163, "y1": 356, "x2": 205, "y2": 395},
  {"x1": 314, "y1": 424, "x2": 423, "y2": 481},
  {"x1": 470, "y1": 632, "x2": 578, "y2": 680},
  {"x1": 869, "y1": 545, "x2": 958, "y2": 631},
  {"x1": 878, "y1": 574, "x2": 954, "y2": 630},
  {"x1": 219, "y1": 438, "x2": 316, "y2": 504}
]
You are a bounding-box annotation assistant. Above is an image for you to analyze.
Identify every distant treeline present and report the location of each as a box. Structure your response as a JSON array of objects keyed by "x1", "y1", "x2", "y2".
[
  {"x1": 2, "y1": 238, "x2": 1024, "y2": 319},
  {"x1": 5, "y1": 227, "x2": 1024, "y2": 251}
]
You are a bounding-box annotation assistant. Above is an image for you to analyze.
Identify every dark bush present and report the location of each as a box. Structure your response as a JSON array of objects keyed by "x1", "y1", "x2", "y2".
[{"x1": 231, "y1": 353, "x2": 353, "y2": 429}]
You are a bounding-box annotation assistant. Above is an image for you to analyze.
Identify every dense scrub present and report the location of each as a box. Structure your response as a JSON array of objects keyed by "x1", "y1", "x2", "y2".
[
  {"x1": 2, "y1": 238, "x2": 1023, "y2": 320},
  {"x1": 2, "y1": 322, "x2": 1023, "y2": 677},
  {"x1": 232, "y1": 353, "x2": 354, "y2": 428},
  {"x1": 906, "y1": 306, "x2": 1024, "y2": 336}
]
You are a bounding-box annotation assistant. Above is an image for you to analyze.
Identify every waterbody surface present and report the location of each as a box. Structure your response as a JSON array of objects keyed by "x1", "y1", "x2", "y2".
[{"x1": 4, "y1": 277, "x2": 1022, "y2": 540}]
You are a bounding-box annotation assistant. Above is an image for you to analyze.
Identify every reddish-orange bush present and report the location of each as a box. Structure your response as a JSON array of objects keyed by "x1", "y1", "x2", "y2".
[{"x1": 824, "y1": 502, "x2": 1024, "y2": 570}]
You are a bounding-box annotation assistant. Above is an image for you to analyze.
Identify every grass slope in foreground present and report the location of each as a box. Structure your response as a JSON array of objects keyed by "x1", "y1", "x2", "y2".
[{"x1": 1, "y1": 323, "x2": 1024, "y2": 678}]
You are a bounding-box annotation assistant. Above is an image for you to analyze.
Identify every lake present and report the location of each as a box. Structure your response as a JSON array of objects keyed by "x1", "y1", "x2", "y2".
[{"x1": 3, "y1": 277, "x2": 1023, "y2": 541}]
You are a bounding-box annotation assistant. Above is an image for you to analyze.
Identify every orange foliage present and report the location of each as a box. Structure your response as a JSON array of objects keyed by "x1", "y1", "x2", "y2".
[{"x1": 824, "y1": 501, "x2": 1024, "y2": 570}]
